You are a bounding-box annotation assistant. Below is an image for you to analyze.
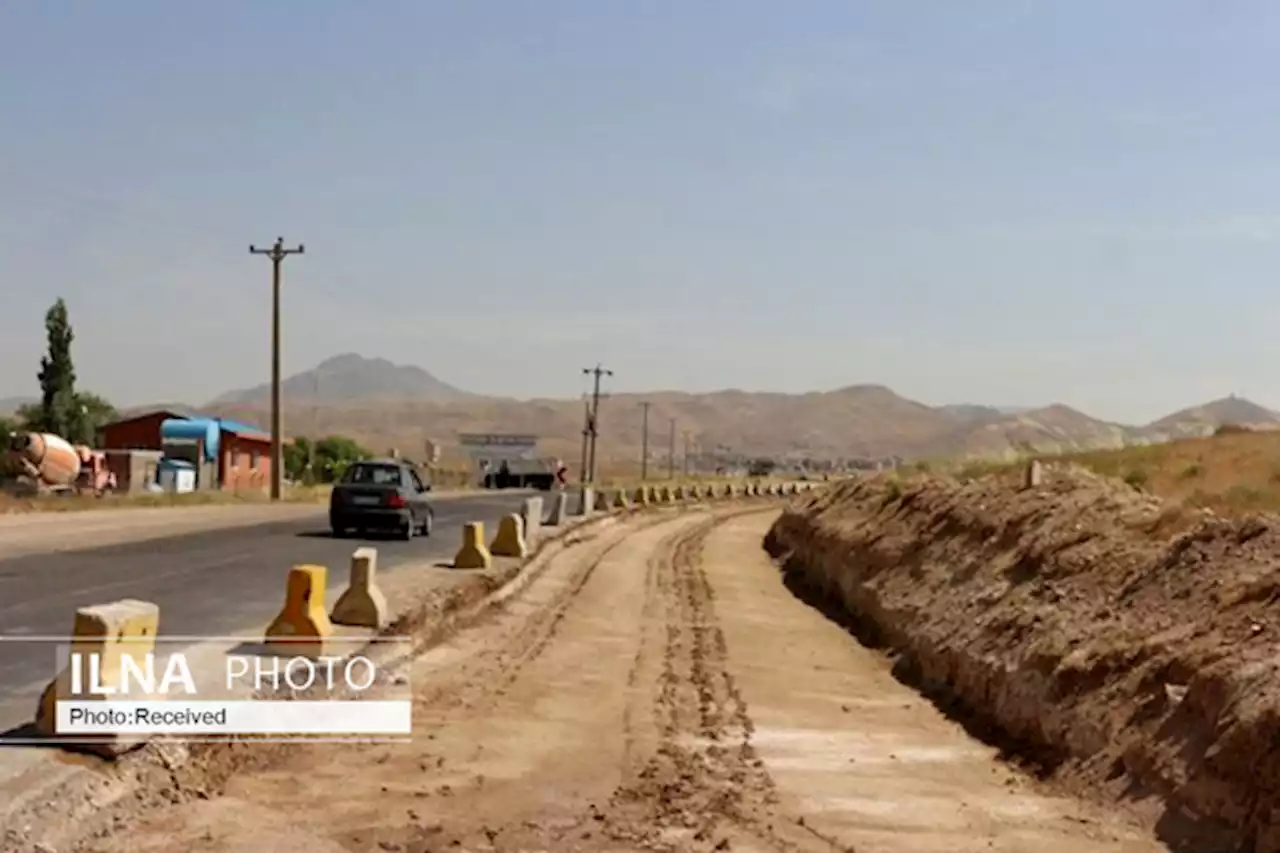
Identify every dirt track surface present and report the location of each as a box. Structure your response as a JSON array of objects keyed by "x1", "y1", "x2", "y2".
[{"x1": 71, "y1": 507, "x2": 1166, "y2": 853}]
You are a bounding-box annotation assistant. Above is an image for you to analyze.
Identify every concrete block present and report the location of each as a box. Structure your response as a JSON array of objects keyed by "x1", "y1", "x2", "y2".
[
  {"x1": 1024, "y1": 459, "x2": 1043, "y2": 489},
  {"x1": 35, "y1": 598, "x2": 161, "y2": 755},
  {"x1": 521, "y1": 496, "x2": 544, "y2": 546},
  {"x1": 453, "y1": 522, "x2": 492, "y2": 569},
  {"x1": 633, "y1": 486, "x2": 649, "y2": 507},
  {"x1": 330, "y1": 547, "x2": 387, "y2": 629},
  {"x1": 659, "y1": 484, "x2": 674, "y2": 503},
  {"x1": 490, "y1": 513, "x2": 528, "y2": 558},
  {"x1": 724, "y1": 483, "x2": 737, "y2": 498},
  {"x1": 572, "y1": 486, "x2": 595, "y2": 516},
  {"x1": 595, "y1": 489, "x2": 613, "y2": 512},
  {"x1": 613, "y1": 489, "x2": 631, "y2": 510},
  {"x1": 266, "y1": 565, "x2": 334, "y2": 659},
  {"x1": 545, "y1": 491, "x2": 569, "y2": 526}
]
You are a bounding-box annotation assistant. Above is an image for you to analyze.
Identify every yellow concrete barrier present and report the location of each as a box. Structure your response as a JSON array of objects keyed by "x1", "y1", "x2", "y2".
[
  {"x1": 454, "y1": 521, "x2": 493, "y2": 569},
  {"x1": 330, "y1": 547, "x2": 388, "y2": 629},
  {"x1": 724, "y1": 483, "x2": 737, "y2": 498},
  {"x1": 612, "y1": 489, "x2": 630, "y2": 510},
  {"x1": 632, "y1": 486, "x2": 649, "y2": 508},
  {"x1": 266, "y1": 564, "x2": 333, "y2": 658},
  {"x1": 659, "y1": 484, "x2": 674, "y2": 503},
  {"x1": 36, "y1": 598, "x2": 160, "y2": 752},
  {"x1": 490, "y1": 513, "x2": 528, "y2": 558}
]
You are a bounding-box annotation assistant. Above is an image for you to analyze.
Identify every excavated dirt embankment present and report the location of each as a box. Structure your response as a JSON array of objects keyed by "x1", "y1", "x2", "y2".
[{"x1": 766, "y1": 468, "x2": 1280, "y2": 853}]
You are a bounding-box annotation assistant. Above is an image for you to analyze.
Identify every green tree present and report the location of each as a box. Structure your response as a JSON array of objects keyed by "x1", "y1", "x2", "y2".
[
  {"x1": 314, "y1": 435, "x2": 370, "y2": 483},
  {"x1": 73, "y1": 391, "x2": 117, "y2": 445},
  {"x1": 18, "y1": 300, "x2": 117, "y2": 445},
  {"x1": 284, "y1": 437, "x2": 314, "y2": 484},
  {"x1": 16, "y1": 391, "x2": 115, "y2": 445},
  {"x1": 28, "y1": 299, "x2": 79, "y2": 439}
]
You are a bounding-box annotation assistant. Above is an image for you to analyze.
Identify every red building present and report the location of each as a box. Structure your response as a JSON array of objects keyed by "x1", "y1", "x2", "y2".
[{"x1": 99, "y1": 409, "x2": 275, "y2": 491}]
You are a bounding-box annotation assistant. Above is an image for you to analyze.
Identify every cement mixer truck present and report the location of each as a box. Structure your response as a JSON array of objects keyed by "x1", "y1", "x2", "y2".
[{"x1": 6, "y1": 431, "x2": 116, "y2": 496}]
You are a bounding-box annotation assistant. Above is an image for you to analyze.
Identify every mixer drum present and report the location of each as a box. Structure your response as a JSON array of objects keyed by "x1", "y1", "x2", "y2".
[{"x1": 13, "y1": 432, "x2": 81, "y2": 486}]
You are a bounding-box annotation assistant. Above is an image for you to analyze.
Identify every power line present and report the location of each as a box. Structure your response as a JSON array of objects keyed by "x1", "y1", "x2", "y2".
[{"x1": 250, "y1": 237, "x2": 305, "y2": 501}]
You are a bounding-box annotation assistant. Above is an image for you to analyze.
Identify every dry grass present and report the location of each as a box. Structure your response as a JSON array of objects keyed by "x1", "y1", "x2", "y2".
[{"x1": 954, "y1": 427, "x2": 1280, "y2": 517}]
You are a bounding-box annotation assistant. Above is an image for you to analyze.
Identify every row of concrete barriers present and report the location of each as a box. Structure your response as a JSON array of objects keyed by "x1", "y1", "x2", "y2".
[
  {"x1": 29, "y1": 479, "x2": 819, "y2": 754},
  {"x1": 450, "y1": 479, "x2": 820, "y2": 569}
]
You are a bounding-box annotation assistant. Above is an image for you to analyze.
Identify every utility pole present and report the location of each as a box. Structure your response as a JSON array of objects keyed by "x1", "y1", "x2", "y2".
[
  {"x1": 682, "y1": 430, "x2": 692, "y2": 477},
  {"x1": 578, "y1": 395, "x2": 590, "y2": 485},
  {"x1": 308, "y1": 371, "x2": 319, "y2": 484},
  {"x1": 249, "y1": 236, "x2": 304, "y2": 501},
  {"x1": 667, "y1": 418, "x2": 676, "y2": 479},
  {"x1": 640, "y1": 402, "x2": 651, "y2": 481},
  {"x1": 581, "y1": 364, "x2": 612, "y2": 484}
]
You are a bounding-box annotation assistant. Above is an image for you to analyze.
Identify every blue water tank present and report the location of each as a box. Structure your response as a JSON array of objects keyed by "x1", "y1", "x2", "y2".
[{"x1": 160, "y1": 418, "x2": 220, "y2": 462}]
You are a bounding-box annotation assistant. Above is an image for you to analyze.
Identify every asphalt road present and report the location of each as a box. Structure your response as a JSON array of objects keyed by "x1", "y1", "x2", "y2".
[{"x1": 0, "y1": 491, "x2": 532, "y2": 731}]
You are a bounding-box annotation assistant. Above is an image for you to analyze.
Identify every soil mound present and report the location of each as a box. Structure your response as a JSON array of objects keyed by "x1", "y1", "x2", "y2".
[{"x1": 766, "y1": 467, "x2": 1280, "y2": 852}]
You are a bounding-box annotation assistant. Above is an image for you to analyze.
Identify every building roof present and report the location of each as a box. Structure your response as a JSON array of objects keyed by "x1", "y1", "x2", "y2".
[{"x1": 104, "y1": 408, "x2": 270, "y2": 441}]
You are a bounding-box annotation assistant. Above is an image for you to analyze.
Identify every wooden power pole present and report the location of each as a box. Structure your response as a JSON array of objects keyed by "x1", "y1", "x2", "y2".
[
  {"x1": 250, "y1": 236, "x2": 304, "y2": 501},
  {"x1": 581, "y1": 364, "x2": 612, "y2": 485},
  {"x1": 640, "y1": 402, "x2": 651, "y2": 481}
]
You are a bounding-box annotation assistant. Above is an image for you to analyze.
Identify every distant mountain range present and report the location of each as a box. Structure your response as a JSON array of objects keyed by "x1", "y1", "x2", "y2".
[
  {"x1": 15, "y1": 353, "x2": 1280, "y2": 465},
  {"x1": 195, "y1": 357, "x2": 1280, "y2": 465}
]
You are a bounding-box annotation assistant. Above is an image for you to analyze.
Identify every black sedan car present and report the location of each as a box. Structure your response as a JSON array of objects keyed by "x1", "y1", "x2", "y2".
[{"x1": 329, "y1": 459, "x2": 434, "y2": 540}]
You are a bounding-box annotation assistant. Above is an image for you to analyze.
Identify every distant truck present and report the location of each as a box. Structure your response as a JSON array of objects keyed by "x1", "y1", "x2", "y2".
[
  {"x1": 483, "y1": 458, "x2": 566, "y2": 491},
  {"x1": 7, "y1": 431, "x2": 117, "y2": 496}
]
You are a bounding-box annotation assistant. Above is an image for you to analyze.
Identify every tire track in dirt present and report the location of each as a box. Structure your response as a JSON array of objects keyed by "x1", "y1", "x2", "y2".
[
  {"x1": 69, "y1": 507, "x2": 869, "y2": 853},
  {"x1": 597, "y1": 511, "x2": 846, "y2": 853},
  {"x1": 73, "y1": 511, "x2": 719, "y2": 853}
]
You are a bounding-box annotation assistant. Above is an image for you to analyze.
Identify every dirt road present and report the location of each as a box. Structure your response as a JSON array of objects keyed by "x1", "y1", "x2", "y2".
[{"x1": 72, "y1": 508, "x2": 1169, "y2": 853}]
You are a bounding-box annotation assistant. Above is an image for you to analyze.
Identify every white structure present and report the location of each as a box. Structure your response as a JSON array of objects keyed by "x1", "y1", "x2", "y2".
[{"x1": 457, "y1": 433, "x2": 540, "y2": 481}]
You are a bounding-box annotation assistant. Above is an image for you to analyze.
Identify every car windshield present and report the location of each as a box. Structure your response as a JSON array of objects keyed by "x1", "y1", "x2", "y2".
[{"x1": 344, "y1": 464, "x2": 402, "y2": 487}]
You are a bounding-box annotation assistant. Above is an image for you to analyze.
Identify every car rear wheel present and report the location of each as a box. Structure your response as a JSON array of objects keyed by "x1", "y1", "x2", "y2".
[{"x1": 400, "y1": 517, "x2": 415, "y2": 541}]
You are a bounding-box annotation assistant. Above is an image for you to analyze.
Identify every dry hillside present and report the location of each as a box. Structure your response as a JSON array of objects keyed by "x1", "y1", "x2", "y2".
[
  {"x1": 205, "y1": 384, "x2": 959, "y2": 469},
  {"x1": 961, "y1": 425, "x2": 1280, "y2": 518},
  {"x1": 201, "y1": 385, "x2": 1280, "y2": 471},
  {"x1": 107, "y1": 356, "x2": 1270, "y2": 469}
]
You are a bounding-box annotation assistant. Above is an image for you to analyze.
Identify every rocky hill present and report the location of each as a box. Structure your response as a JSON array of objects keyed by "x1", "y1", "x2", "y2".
[
  {"x1": 1139, "y1": 394, "x2": 1280, "y2": 440},
  {"x1": 207, "y1": 353, "x2": 474, "y2": 406}
]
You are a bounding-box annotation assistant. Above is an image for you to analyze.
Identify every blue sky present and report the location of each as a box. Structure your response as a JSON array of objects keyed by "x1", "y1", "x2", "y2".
[{"x1": 3, "y1": 1, "x2": 1280, "y2": 423}]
